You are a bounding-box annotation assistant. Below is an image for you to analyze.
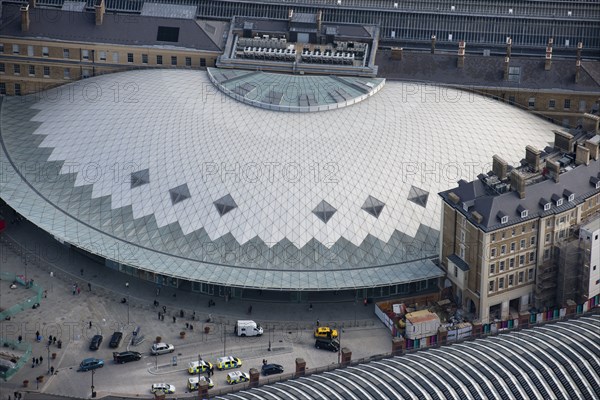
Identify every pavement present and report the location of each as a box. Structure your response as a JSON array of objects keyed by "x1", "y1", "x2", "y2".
[{"x1": 0, "y1": 208, "x2": 391, "y2": 399}]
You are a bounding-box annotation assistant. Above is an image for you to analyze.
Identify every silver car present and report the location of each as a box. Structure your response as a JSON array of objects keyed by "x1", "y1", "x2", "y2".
[{"x1": 151, "y1": 342, "x2": 175, "y2": 355}]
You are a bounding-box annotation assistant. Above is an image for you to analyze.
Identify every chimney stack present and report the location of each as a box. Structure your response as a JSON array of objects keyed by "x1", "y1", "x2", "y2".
[
  {"x1": 545, "y1": 38, "x2": 553, "y2": 71},
  {"x1": 575, "y1": 60, "x2": 581, "y2": 83},
  {"x1": 576, "y1": 41, "x2": 583, "y2": 60},
  {"x1": 21, "y1": 4, "x2": 30, "y2": 32},
  {"x1": 457, "y1": 41, "x2": 466, "y2": 68},
  {"x1": 504, "y1": 57, "x2": 510, "y2": 80},
  {"x1": 546, "y1": 160, "x2": 560, "y2": 183},
  {"x1": 510, "y1": 170, "x2": 526, "y2": 199},
  {"x1": 575, "y1": 145, "x2": 591, "y2": 166},
  {"x1": 492, "y1": 155, "x2": 508, "y2": 180},
  {"x1": 506, "y1": 37, "x2": 512, "y2": 58},
  {"x1": 525, "y1": 146, "x2": 541, "y2": 172},
  {"x1": 288, "y1": 8, "x2": 294, "y2": 20},
  {"x1": 391, "y1": 47, "x2": 403, "y2": 61},
  {"x1": 431, "y1": 35, "x2": 436, "y2": 54},
  {"x1": 95, "y1": 0, "x2": 106, "y2": 26},
  {"x1": 28, "y1": 0, "x2": 36, "y2": 8},
  {"x1": 317, "y1": 10, "x2": 322, "y2": 31},
  {"x1": 553, "y1": 130, "x2": 574, "y2": 153}
]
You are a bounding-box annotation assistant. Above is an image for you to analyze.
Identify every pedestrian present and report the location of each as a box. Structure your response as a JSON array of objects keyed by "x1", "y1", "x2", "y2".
[
  {"x1": 39, "y1": 355, "x2": 43, "y2": 364},
  {"x1": 53, "y1": 337, "x2": 57, "y2": 345},
  {"x1": 185, "y1": 322, "x2": 189, "y2": 329},
  {"x1": 44, "y1": 290, "x2": 48, "y2": 298},
  {"x1": 162, "y1": 305, "x2": 167, "y2": 313},
  {"x1": 363, "y1": 297, "x2": 368, "y2": 306},
  {"x1": 248, "y1": 305, "x2": 252, "y2": 315},
  {"x1": 156, "y1": 287, "x2": 160, "y2": 296},
  {"x1": 172, "y1": 316, "x2": 176, "y2": 323},
  {"x1": 8, "y1": 394, "x2": 11, "y2": 400},
  {"x1": 210, "y1": 365, "x2": 214, "y2": 376},
  {"x1": 88, "y1": 282, "x2": 91, "y2": 291},
  {"x1": 309, "y1": 303, "x2": 313, "y2": 311},
  {"x1": 17, "y1": 335, "x2": 22, "y2": 343},
  {"x1": 192, "y1": 311, "x2": 196, "y2": 320},
  {"x1": 35, "y1": 357, "x2": 38, "y2": 365},
  {"x1": 36, "y1": 330, "x2": 40, "y2": 338},
  {"x1": 72, "y1": 284, "x2": 76, "y2": 295},
  {"x1": 80, "y1": 268, "x2": 84, "y2": 276},
  {"x1": 77, "y1": 286, "x2": 81, "y2": 295},
  {"x1": 31, "y1": 360, "x2": 34, "y2": 368},
  {"x1": 158, "y1": 311, "x2": 161, "y2": 319},
  {"x1": 89, "y1": 321, "x2": 92, "y2": 329},
  {"x1": 49, "y1": 334, "x2": 53, "y2": 343},
  {"x1": 50, "y1": 366, "x2": 55, "y2": 374},
  {"x1": 316, "y1": 319, "x2": 320, "y2": 327},
  {"x1": 190, "y1": 324, "x2": 194, "y2": 331}
]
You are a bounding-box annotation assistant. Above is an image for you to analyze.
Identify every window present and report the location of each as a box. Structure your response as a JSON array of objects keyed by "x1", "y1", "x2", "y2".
[
  {"x1": 510, "y1": 242, "x2": 515, "y2": 252},
  {"x1": 508, "y1": 66, "x2": 520, "y2": 82},
  {"x1": 528, "y1": 269, "x2": 534, "y2": 280},
  {"x1": 490, "y1": 248, "x2": 496, "y2": 258},
  {"x1": 12, "y1": 44, "x2": 20, "y2": 54},
  {"x1": 530, "y1": 236, "x2": 536, "y2": 246},
  {"x1": 42, "y1": 47, "x2": 49, "y2": 57},
  {"x1": 548, "y1": 99, "x2": 556, "y2": 109},
  {"x1": 63, "y1": 49, "x2": 69, "y2": 59},
  {"x1": 502, "y1": 231, "x2": 506, "y2": 239},
  {"x1": 82, "y1": 69, "x2": 91, "y2": 78},
  {"x1": 0, "y1": 63, "x2": 4, "y2": 73},
  {"x1": 185, "y1": 57, "x2": 191, "y2": 67},
  {"x1": 27, "y1": 45, "x2": 34, "y2": 56},
  {"x1": 112, "y1": 52, "x2": 119, "y2": 63},
  {"x1": 99, "y1": 51, "x2": 106, "y2": 61},
  {"x1": 501, "y1": 245, "x2": 506, "y2": 255},
  {"x1": 489, "y1": 281, "x2": 495, "y2": 292},
  {"x1": 568, "y1": 194, "x2": 575, "y2": 202},
  {"x1": 519, "y1": 255, "x2": 525, "y2": 265},
  {"x1": 544, "y1": 203, "x2": 551, "y2": 211},
  {"x1": 43, "y1": 66, "x2": 50, "y2": 77},
  {"x1": 518, "y1": 271, "x2": 524, "y2": 283},
  {"x1": 501, "y1": 216, "x2": 508, "y2": 224},
  {"x1": 529, "y1": 252, "x2": 535, "y2": 262},
  {"x1": 520, "y1": 239, "x2": 526, "y2": 249},
  {"x1": 509, "y1": 258, "x2": 515, "y2": 268},
  {"x1": 564, "y1": 99, "x2": 571, "y2": 109},
  {"x1": 0, "y1": 83, "x2": 5, "y2": 95},
  {"x1": 579, "y1": 100, "x2": 586, "y2": 112},
  {"x1": 454, "y1": 266, "x2": 458, "y2": 277},
  {"x1": 522, "y1": 225, "x2": 526, "y2": 233},
  {"x1": 13, "y1": 64, "x2": 20, "y2": 75},
  {"x1": 82, "y1": 50, "x2": 89, "y2": 60},
  {"x1": 521, "y1": 210, "x2": 528, "y2": 218},
  {"x1": 559, "y1": 229, "x2": 566, "y2": 239},
  {"x1": 127, "y1": 53, "x2": 133, "y2": 63},
  {"x1": 490, "y1": 263, "x2": 495, "y2": 274},
  {"x1": 499, "y1": 261, "x2": 505, "y2": 271},
  {"x1": 532, "y1": 222, "x2": 536, "y2": 229},
  {"x1": 14, "y1": 83, "x2": 21, "y2": 96},
  {"x1": 498, "y1": 277, "x2": 505, "y2": 289},
  {"x1": 0, "y1": 43, "x2": 3, "y2": 53},
  {"x1": 508, "y1": 274, "x2": 514, "y2": 286},
  {"x1": 157, "y1": 26, "x2": 180, "y2": 42},
  {"x1": 142, "y1": 54, "x2": 148, "y2": 64},
  {"x1": 491, "y1": 233, "x2": 496, "y2": 242},
  {"x1": 556, "y1": 199, "x2": 563, "y2": 206},
  {"x1": 28, "y1": 65, "x2": 35, "y2": 76},
  {"x1": 511, "y1": 229, "x2": 516, "y2": 237},
  {"x1": 544, "y1": 248, "x2": 551, "y2": 260},
  {"x1": 528, "y1": 98, "x2": 535, "y2": 108},
  {"x1": 63, "y1": 68, "x2": 70, "y2": 79},
  {"x1": 545, "y1": 233, "x2": 551, "y2": 243},
  {"x1": 200, "y1": 58, "x2": 206, "y2": 67},
  {"x1": 460, "y1": 230, "x2": 466, "y2": 242},
  {"x1": 171, "y1": 56, "x2": 177, "y2": 65},
  {"x1": 156, "y1": 55, "x2": 163, "y2": 65},
  {"x1": 559, "y1": 216, "x2": 566, "y2": 224}
]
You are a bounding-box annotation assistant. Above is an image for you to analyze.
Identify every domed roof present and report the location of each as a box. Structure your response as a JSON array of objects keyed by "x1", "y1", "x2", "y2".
[{"x1": 0, "y1": 69, "x2": 556, "y2": 289}]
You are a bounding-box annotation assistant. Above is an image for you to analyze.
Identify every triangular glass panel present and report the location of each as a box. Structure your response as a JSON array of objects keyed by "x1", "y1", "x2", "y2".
[
  {"x1": 312, "y1": 200, "x2": 336, "y2": 224},
  {"x1": 131, "y1": 169, "x2": 150, "y2": 188},
  {"x1": 169, "y1": 183, "x2": 191, "y2": 205},
  {"x1": 213, "y1": 194, "x2": 238, "y2": 216},
  {"x1": 408, "y1": 185, "x2": 429, "y2": 208},
  {"x1": 362, "y1": 195, "x2": 385, "y2": 218}
]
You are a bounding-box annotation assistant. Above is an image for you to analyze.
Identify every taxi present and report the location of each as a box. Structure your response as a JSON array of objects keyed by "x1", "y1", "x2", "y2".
[
  {"x1": 314, "y1": 326, "x2": 338, "y2": 339},
  {"x1": 188, "y1": 359, "x2": 213, "y2": 374},
  {"x1": 216, "y1": 356, "x2": 243, "y2": 370},
  {"x1": 187, "y1": 376, "x2": 214, "y2": 391},
  {"x1": 226, "y1": 371, "x2": 250, "y2": 385}
]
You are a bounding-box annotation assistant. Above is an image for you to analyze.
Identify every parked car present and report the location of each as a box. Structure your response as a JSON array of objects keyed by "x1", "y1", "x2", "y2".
[
  {"x1": 89, "y1": 335, "x2": 103, "y2": 350},
  {"x1": 109, "y1": 331, "x2": 123, "y2": 348},
  {"x1": 216, "y1": 356, "x2": 243, "y2": 370},
  {"x1": 226, "y1": 371, "x2": 250, "y2": 385},
  {"x1": 188, "y1": 359, "x2": 212, "y2": 374},
  {"x1": 151, "y1": 383, "x2": 175, "y2": 394},
  {"x1": 187, "y1": 376, "x2": 214, "y2": 391},
  {"x1": 151, "y1": 342, "x2": 175, "y2": 355},
  {"x1": 113, "y1": 351, "x2": 142, "y2": 364},
  {"x1": 78, "y1": 358, "x2": 104, "y2": 371},
  {"x1": 314, "y1": 327, "x2": 338, "y2": 339},
  {"x1": 261, "y1": 363, "x2": 284, "y2": 376},
  {"x1": 315, "y1": 338, "x2": 340, "y2": 352}
]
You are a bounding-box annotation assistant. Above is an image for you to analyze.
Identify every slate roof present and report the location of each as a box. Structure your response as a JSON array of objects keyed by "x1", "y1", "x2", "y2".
[
  {"x1": 0, "y1": 3, "x2": 226, "y2": 51},
  {"x1": 448, "y1": 254, "x2": 470, "y2": 271},
  {"x1": 376, "y1": 50, "x2": 600, "y2": 92}
]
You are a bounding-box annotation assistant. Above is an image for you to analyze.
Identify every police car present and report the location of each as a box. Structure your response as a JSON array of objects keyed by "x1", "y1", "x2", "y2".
[
  {"x1": 151, "y1": 383, "x2": 175, "y2": 394},
  {"x1": 187, "y1": 376, "x2": 214, "y2": 391},
  {"x1": 188, "y1": 359, "x2": 213, "y2": 374},
  {"x1": 226, "y1": 371, "x2": 250, "y2": 385},
  {"x1": 216, "y1": 356, "x2": 243, "y2": 370}
]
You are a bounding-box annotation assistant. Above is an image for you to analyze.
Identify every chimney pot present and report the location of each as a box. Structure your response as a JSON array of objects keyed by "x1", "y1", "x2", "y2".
[
  {"x1": 21, "y1": 4, "x2": 30, "y2": 32},
  {"x1": 545, "y1": 52, "x2": 552, "y2": 70},
  {"x1": 95, "y1": 0, "x2": 106, "y2": 26},
  {"x1": 431, "y1": 35, "x2": 436, "y2": 54},
  {"x1": 503, "y1": 57, "x2": 510, "y2": 80}
]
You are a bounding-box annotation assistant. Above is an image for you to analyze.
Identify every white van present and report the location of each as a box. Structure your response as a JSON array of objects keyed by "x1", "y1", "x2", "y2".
[{"x1": 235, "y1": 320, "x2": 263, "y2": 337}]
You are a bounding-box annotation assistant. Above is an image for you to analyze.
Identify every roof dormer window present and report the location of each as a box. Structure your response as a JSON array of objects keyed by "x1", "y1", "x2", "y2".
[
  {"x1": 551, "y1": 193, "x2": 563, "y2": 207},
  {"x1": 563, "y1": 189, "x2": 575, "y2": 202},
  {"x1": 517, "y1": 205, "x2": 528, "y2": 218},
  {"x1": 592, "y1": 176, "x2": 600, "y2": 189},
  {"x1": 498, "y1": 211, "x2": 508, "y2": 224},
  {"x1": 539, "y1": 198, "x2": 551, "y2": 211}
]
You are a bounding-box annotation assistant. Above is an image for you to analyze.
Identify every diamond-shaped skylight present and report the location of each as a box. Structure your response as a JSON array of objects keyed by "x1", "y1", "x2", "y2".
[
  {"x1": 214, "y1": 194, "x2": 238, "y2": 216},
  {"x1": 362, "y1": 195, "x2": 385, "y2": 218},
  {"x1": 313, "y1": 200, "x2": 337, "y2": 224},
  {"x1": 169, "y1": 184, "x2": 191, "y2": 205},
  {"x1": 408, "y1": 186, "x2": 429, "y2": 208},
  {"x1": 130, "y1": 169, "x2": 150, "y2": 188}
]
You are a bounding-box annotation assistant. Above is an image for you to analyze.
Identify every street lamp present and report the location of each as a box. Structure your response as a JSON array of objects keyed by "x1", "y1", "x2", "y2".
[
  {"x1": 46, "y1": 344, "x2": 50, "y2": 375},
  {"x1": 125, "y1": 282, "x2": 130, "y2": 325},
  {"x1": 222, "y1": 322, "x2": 226, "y2": 356},
  {"x1": 91, "y1": 368, "x2": 96, "y2": 398}
]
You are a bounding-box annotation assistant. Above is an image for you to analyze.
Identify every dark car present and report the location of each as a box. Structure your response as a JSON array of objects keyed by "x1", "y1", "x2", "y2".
[
  {"x1": 315, "y1": 338, "x2": 340, "y2": 352},
  {"x1": 89, "y1": 335, "x2": 103, "y2": 350},
  {"x1": 109, "y1": 332, "x2": 123, "y2": 348},
  {"x1": 261, "y1": 363, "x2": 284, "y2": 376},
  {"x1": 113, "y1": 351, "x2": 142, "y2": 364}
]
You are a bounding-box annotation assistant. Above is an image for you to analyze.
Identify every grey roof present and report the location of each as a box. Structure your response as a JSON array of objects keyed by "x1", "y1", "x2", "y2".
[
  {"x1": 217, "y1": 315, "x2": 600, "y2": 400},
  {"x1": 376, "y1": 50, "x2": 600, "y2": 92},
  {"x1": 290, "y1": 12, "x2": 317, "y2": 24},
  {"x1": 441, "y1": 157, "x2": 600, "y2": 231},
  {"x1": 140, "y1": 3, "x2": 197, "y2": 19},
  {"x1": 61, "y1": 1, "x2": 86, "y2": 12},
  {"x1": 448, "y1": 254, "x2": 470, "y2": 271},
  {"x1": 0, "y1": 3, "x2": 225, "y2": 52},
  {"x1": 233, "y1": 16, "x2": 374, "y2": 39}
]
